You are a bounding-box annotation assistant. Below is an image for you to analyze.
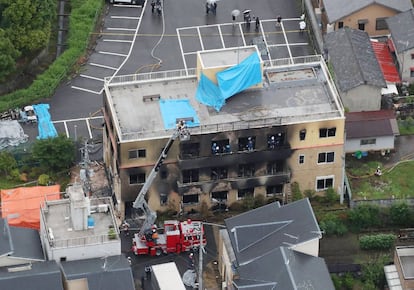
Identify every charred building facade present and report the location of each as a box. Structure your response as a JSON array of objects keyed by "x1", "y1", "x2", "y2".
[{"x1": 103, "y1": 47, "x2": 345, "y2": 219}]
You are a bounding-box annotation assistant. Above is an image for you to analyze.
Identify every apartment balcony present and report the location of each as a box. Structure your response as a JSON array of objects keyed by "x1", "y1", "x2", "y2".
[
  {"x1": 177, "y1": 170, "x2": 291, "y2": 194},
  {"x1": 178, "y1": 146, "x2": 292, "y2": 170}
]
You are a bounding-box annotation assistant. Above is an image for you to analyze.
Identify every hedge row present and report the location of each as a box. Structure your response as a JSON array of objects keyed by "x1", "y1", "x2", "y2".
[
  {"x1": 0, "y1": 0, "x2": 104, "y2": 112},
  {"x1": 359, "y1": 234, "x2": 396, "y2": 250}
]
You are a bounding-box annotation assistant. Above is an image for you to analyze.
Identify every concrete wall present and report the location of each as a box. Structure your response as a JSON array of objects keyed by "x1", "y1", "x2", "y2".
[
  {"x1": 341, "y1": 85, "x2": 381, "y2": 112},
  {"x1": 397, "y1": 49, "x2": 414, "y2": 83},
  {"x1": 323, "y1": 4, "x2": 397, "y2": 36},
  {"x1": 345, "y1": 135, "x2": 395, "y2": 153}
]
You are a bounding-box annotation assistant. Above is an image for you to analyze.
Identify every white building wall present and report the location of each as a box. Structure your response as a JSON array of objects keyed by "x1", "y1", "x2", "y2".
[
  {"x1": 345, "y1": 135, "x2": 395, "y2": 153},
  {"x1": 46, "y1": 241, "x2": 120, "y2": 263},
  {"x1": 290, "y1": 238, "x2": 320, "y2": 257},
  {"x1": 398, "y1": 49, "x2": 414, "y2": 83}
]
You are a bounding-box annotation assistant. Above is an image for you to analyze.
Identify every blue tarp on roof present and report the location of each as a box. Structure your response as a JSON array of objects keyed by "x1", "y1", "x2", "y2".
[
  {"x1": 195, "y1": 52, "x2": 262, "y2": 111},
  {"x1": 159, "y1": 99, "x2": 200, "y2": 130},
  {"x1": 32, "y1": 104, "x2": 58, "y2": 139}
]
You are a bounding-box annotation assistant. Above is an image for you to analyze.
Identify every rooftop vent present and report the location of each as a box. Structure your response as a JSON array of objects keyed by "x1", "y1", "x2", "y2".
[{"x1": 143, "y1": 94, "x2": 161, "y2": 102}]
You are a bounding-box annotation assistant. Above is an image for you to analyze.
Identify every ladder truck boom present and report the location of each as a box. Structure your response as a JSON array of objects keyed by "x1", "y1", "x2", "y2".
[{"x1": 132, "y1": 120, "x2": 190, "y2": 236}]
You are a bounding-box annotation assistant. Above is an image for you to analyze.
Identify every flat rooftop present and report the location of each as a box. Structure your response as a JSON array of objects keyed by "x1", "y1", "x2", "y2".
[
  {"x1": 105, "y1": 55, "x2": 344, "y2": 142},
  {"x1": 41, "y1": 196, "x2": 118, "y2": 248},
  {"x1": 397, "y1": 246, "x2": 414, "y2": 279}
]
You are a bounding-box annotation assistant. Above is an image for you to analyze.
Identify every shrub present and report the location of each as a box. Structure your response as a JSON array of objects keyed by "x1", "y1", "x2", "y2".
[
  {"x1": 389, "y1": 201, "x2": 413, "y2": 227},
  {"x1": 348, "y1": 204, "x2": 381, "y2": 232},
  {"x1": 359, "y1": 234, "x2": 396, "y2": 250},
  {"x1": 319, "y1": 212, "x2": 348, "y2": 236},
  {"x1": 291, "y1": 182, "x2": 303, "y2": 201},
  {"x1": 303, "y1": 189, "x2": 315, "y2": 200},
  {"x1": 38, "y1": 174, "x2": 50, "y2": 186},
  {"x1": 325, "y1": 187, "x2": 338, "y2": 205}
]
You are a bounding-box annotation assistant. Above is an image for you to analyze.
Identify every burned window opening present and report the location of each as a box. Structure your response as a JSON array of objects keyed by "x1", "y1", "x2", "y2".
[
  {"x1": 238, "y1": 136, "x2": 255, "y2": 151},
  {"x1": 211, "y1": 140, "x2": 231, "y2": 155},
  {"x1": 183, "y1": 194, "x2": 199, "y2": 204},
  {"x1": 182, "y1": 169, "x2": 199, "y2": 183},
  {"x1": 181, "y1": 142, "x2": 200, "y2": 158},
  {"x1": 267, "y1": 133, "x2": 284, "y2": 149},
  {"x1": 237, "y1": 188, "x2": 254, "y2": 200},
  {"x1": 238, "y1": 164, "x2": 255, "y2": 177},
  {"x1": 211, "y1": 167, "x2": 228, "y2": 180}
]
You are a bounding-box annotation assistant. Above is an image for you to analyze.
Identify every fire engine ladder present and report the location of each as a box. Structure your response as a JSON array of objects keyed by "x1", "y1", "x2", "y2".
[
  {"x1": 133, "y1": 119, "x2": 191, "y2": 237},
  {"x1": 284, "y1": 182, "x2": 292, "y2": 204}
]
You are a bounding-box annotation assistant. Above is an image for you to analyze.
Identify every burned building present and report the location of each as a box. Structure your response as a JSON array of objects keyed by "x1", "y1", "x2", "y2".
[{"x1": 102, "y1": 46, "x2": 345, "y2": 218}]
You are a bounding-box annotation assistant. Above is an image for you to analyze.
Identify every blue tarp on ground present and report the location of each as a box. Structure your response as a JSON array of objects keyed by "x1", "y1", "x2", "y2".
[
  {"x1": 33, "y1": 104, "x2": 58, "y2": 139},
  {"x1": 196, "y1": 52, "x2": 262, "y2": 111},
  {"x1": 159, "y1": 99, "x2": 200, "y2": 130}
]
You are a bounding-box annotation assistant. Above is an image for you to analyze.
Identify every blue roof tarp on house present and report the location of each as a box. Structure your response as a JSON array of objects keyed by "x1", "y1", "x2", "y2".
[
  {"x1": 159, "y1": 99, "x2": 200, "y2": 130},
  {"x1": 196, "y1": 52, "x2": 262, "y2": 111}
]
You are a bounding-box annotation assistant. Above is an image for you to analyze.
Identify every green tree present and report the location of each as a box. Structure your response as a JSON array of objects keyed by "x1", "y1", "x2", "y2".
[
  {"x1": 319, "y1": 212, "x2": 348, "y2": 236},
  {"x1": 0, "y1": 151, "x2": 17, "y2": 175},
  {"x1": 0, "y1": 0, "x2": 56, "y2": 55},
  {"x1": 389, "y1": 201, "x2": 412, "y2": 226},
  {"x1": 32, "y1": 135, "x2": 75, "y2": 172},
  {"x1": 0, "y1": 28, "x2": 20, "y2": 80},
  {"x1": 348, "y1": 204, "x2": 381, "y2": 232}
]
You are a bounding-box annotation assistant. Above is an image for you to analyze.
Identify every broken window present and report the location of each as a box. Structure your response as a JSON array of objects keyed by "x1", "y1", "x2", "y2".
[
  {"x1": 267, "y1": 161, "x2": 284, "y2": 174},
  {"x1": 238, "y1": 136, "x2": 255, "y2": 151},
  {"x1": 211, "y1": 167, "x2": 228, "y2": 180},
  {"x1": 128, "y1": 149, "x2": 146, "y2": 159},
  {"x1": 181, "y1": 142, "x2": 200, "y2": 158},
  {"x1": 237, "y1": 188, "x2": 254, "y2": 200},
  {"x1": 238, "y1": 164, "x2": 255, "y2": 177},
  {"x1": 182, "y1": 169, "x2": 199, "y2": 183},
  {"x1": 183, "y1": 194, "x2": 199, "y2": 204},
  {"x1": 130, "y1": 173, "x2": 146, "y2": 184},
  {"x1": 211, "y1": 140, "x2": 230, "y2": 154},
  {"x1": 266, "y1": 185, "x2": 283, "y2": 196},
  {"x1": 299, "y1": 129, "x2": 306, "y2": 141}
]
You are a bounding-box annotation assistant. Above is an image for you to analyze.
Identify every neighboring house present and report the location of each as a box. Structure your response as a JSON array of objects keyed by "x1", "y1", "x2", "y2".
[
  {"x1": 103, "y1": 46, "x2": 346, "y2": 220},
  {"x1": 384, "y1": 246, "x2": 414, "y2": 289},
  {"x1": 60, "y1": 255, "x2": 135, "y2": 290},
  {"x1": 0, "y1": 260, "x2": 64, "y2": 290},
  {"x1": 325, "y1": 28, "x2": 386, "y2": 112},
  {"x1": 0, "y1": 218, "x2": 45, "y2": 268},
  {"x1": 386, "y1": 9, "x2": 414, "y2": 83},
  {"x1": 320, "y1": 0, "x2": 412, "y2": 36},
  {"x1": 218, "y1": 198, "x2": 334, "y2": 290},
  {"x1": 345, "y1": 110, "x2": 399, "y2": 153},
  {"x1": 39, "y1": 183, "x2": 121, "y2": 263}
]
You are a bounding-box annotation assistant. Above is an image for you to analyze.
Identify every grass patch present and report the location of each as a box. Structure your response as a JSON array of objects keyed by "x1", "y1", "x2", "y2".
[{"x1": 349, "y1": 160, "x2": 414, "y2": 200}]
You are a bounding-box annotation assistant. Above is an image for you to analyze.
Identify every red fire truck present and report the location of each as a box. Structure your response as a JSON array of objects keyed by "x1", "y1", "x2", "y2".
[
  {"x1": 132, "y1": 218, "x2": 206, "y2": 256},
  {"x1": 130, "y1": 120, "x2": 206, "y2": 256}
]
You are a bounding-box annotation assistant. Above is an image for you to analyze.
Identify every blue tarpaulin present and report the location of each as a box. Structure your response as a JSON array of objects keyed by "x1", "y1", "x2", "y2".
[
  {"x1": 159, "y1": 99, "x2": 200, "y2": 130},
  {"x1": 196, "y1": 52, "x2": 262, "y2": 111},
  {"x1": 33, "y1": 104, "x2": 58, "y2": 139}
]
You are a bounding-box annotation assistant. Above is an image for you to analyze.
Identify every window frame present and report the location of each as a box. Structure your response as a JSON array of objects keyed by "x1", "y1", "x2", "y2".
[
  {"x1": 182, "y1": 194, "x2": 199, "y2": 205},
  {"x1": 316, "y1": 175, "x2": 334, "y2": 191},
  {"x1": 360, "y1": 138, "x2": 376, "y2": 145},
  {"x1": 237, "y1": 188, "x2": 254, "y2": 200},
  {"x1": 317, "y1": 152, "x2": 335, "y2": 164},
  {"x1": 338, "y1": 21, "x2": 344, "y2": 29},
  {"x1": 129, "y1": 173, "x2": 146, "y2": 184},
  {"x1": 319, "y1": 127, "x2": 336, "y2": 138},
  {"x1": 128, "y1": 149, "x2": 146, "y2": 159},
  {"x1": 375, "y1": 17, "x2": 387, "y2": 30},
  {"x1": 299, "y1": 154, "x2": 305, "y2": 164}
]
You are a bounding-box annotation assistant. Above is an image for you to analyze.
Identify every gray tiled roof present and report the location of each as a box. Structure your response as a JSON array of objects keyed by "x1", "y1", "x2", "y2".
[
  {"x1": 224, "y1": 198, "x2": 321, "y2": 267},
  {"x1": 61, "y1": 255, "x2": 135, "y2": 290},
  {"x1": 234, "y1": 247, "x2": 335, "y2": 290},
  {"x1": 325, "y1": 28, "x2": 386, "y2": 93},
  {"x1": 386, "y1": 9, "x2": 414, "y2": 53},
  {"x1": 0, "y1": 260, "x2": 63, "y2": 290},
  {"x1": 324, "y1": 0, "x2": 412, "y2": 23},
  {"x1": 0, "y1": 218, "x2": 44, "y2": 261}
]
